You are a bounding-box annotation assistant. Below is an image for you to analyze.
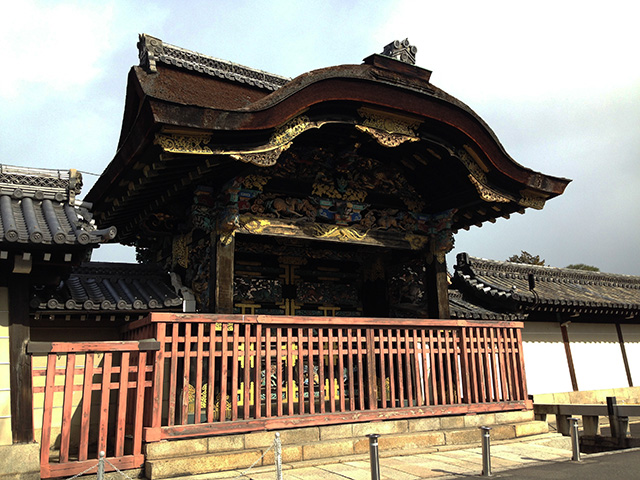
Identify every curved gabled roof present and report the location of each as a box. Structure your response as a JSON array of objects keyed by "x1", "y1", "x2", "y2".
[
  {"x1": 454, "y1": 253, "x2": 640, "y2": 318},
  {"x1": 87, "y1": 35, "x2": 570, "y2": 244}
]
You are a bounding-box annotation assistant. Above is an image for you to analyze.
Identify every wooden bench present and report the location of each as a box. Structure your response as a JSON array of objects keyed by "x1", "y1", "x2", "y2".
[{"x1": 534, "y1": 397, "x2": 639, "y2": 438}]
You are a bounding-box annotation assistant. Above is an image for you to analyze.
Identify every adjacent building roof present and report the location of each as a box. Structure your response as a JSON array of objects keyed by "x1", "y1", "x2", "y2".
[
  {"x1": 454, "y1": 253, "x2": 640, "y2": 319},
  {"x1": 31, "y1": 262, "x2": 182, "y2": 313},
  {"x1": 449, "y1": 288, "x2": 524, "y2": 321},
  {"x1": 0, "y1": 164, "x2": 116, "y2": 254}
]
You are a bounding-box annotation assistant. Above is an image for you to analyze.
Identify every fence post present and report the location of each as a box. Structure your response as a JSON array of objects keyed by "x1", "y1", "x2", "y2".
[
  {"x1": 97, "y1": 451, "x2": 105, "y2": 480},
  {"x1": 274, "y1": 432, "x2": 283, "y2": 480},
  {"x1": 569, "y1": 417, "x2": 580, "y2": 461},
  {"x1": 367, "y1": 434, "x2": 381, "y2": 480},
  {"x1": 480, "y1": 426, "x2": 491, "y2": 476}
]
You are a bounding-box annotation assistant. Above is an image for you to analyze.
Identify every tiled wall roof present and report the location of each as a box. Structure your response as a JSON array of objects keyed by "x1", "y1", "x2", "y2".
[
  {"x1": 0, "y1": 164, "x2": 116, "y2": 247},
  {"x1": 31, "y1": 262, "x2": 182, "y2": 312},
  {"x1": 454, "y1": 253, "x2": 640, "y2": 315}
]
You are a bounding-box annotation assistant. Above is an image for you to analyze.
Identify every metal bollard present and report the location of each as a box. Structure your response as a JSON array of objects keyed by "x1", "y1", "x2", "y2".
[
  {"x1": 480, "y1": 426, "x2": 491, "y2": 477},
  {"x1": 97, "y1": 451, "x2": 105, "y2": 480},
  {"x1": 569, "y1": 417, "x2": 581, "y2": 461},
  {"x1": 367, "y1": 434, "x2": 381, "y2": 480},
  {"x1": 274, "y1": 432, "x2": 283, "y2": 480}
]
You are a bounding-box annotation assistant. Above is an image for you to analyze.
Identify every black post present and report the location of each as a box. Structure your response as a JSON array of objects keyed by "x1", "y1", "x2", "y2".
[
  {"x1": 606, "y1": 396, "x2": 619, "y2": 439},
  {"x1": 367, "y1": 434, "x2": 381, "y2": 480}
]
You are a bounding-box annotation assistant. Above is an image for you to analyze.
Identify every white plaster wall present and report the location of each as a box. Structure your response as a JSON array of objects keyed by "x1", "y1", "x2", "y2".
[
  {"x1": 522, "y1": 322, "x2": 573, "y2": 394},
  {"x1": 0, "y1": 287, "x2": 11, "y2": 445},
  {"x1": 620, "y1": 324, "x2": 640, "y2": 386},
  {"x1": 568, "y1": 322, "x2": 629, "y2": 391}
]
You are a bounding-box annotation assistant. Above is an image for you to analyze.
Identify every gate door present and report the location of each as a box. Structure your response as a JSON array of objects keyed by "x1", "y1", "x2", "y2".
[{"x1": 28, "y1": 340, "x2": 159, "y2": 478}]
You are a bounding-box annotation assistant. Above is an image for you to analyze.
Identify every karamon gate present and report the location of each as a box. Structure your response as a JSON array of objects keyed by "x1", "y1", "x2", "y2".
[{"x1": 27, "y1": 36, "x2": 570, "y2": 477}]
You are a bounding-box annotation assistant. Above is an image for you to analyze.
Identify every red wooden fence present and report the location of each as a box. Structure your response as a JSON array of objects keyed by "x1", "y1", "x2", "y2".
[
  {"x1": 122, "y1": 314, "x2": 529, "y2": 442},
  {"x1": 29, "y1": 340, "x2": 159, "y2": 479}
]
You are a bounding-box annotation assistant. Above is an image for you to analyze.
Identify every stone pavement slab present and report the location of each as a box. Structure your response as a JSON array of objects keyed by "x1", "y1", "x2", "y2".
[{"x1": 168, "y1": 433, "x2": 574, "y2": 480}]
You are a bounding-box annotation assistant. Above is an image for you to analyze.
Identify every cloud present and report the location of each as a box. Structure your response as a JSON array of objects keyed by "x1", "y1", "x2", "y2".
[{"x1": 0, "y1": 1, "x2": 116, "y2": 99}]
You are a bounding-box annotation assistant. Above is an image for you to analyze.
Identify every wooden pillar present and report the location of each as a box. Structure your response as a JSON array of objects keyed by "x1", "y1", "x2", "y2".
[
  {"x1": 9, "y1": 274, "x2": 33, "y2": 443},
  {"x1": 424, "y1": 254, "x2": 450, "y2": 319},
  {"x1": 559, "y1": 319, "x2": 579, "y2": 392},
  {"x1": 213, "y1": 234, "x2": 235, "y2": 313},
  {"x1": 616, "y1": 323, "x2": 633, "y2": 387}
]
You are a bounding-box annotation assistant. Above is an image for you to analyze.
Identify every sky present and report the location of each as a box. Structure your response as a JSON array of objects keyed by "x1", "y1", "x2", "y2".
[{"x1": 1, "y1": 1, "x2": 639, "y2": 274}]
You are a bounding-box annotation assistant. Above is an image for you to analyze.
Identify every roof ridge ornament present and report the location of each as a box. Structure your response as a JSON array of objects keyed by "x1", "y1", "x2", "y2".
[
  {"x1": 381, "y1": 39, "x2": 418, "y2": 65},
  {"x1": 137, "y1": 33, "x2": 290, "y2": 90}
]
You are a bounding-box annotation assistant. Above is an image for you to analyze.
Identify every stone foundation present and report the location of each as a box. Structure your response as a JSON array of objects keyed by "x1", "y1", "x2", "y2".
[
  {"x1": 0, "y1": 443, "x2": 40, "y2": 480},
  {"x1": 145, "y1": 410, "x2": 546, "y2": 478}
]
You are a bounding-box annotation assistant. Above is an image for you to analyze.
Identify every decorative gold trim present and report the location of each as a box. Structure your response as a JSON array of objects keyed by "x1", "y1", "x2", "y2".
[
  {"x1": 154, "y1": 134, "x2": 212, "y2": 154},
  {"x1": 172, "y1": 233, "x2": 190, "y2": 268},
  {"x1": 355, "y1": 125, "x2": 420, "y2": 147},
  {"x1": 311, "y1": 224, "x2": 369, "y2": 242},
  {"x1": 239, "y1": 217, "x2": 272, "y2": 235},
  {"x1": 219, "y1": 232, "x2": 235, "y2": 245},
  {"x1": 358, "y1": 108, "x2": 421, "y2": 135},
  {"x1": 270, "y1": 116, "x2": 313, "y2": 146},
  {"x1": 356, "y1": 108, "x2": 421, "y2": 148},
  {"x1": 230, "y1": 144, "x2": 292, "y2": 167},
  {"x1": 457, "y1": 148, "x2": 486, "y2": 183},
  {"x1": 468, "y1": 176, "x2": 511, "y2": 203},
  {"x1": 404, "y1": 234, "x2": 429, "y2": 250}
]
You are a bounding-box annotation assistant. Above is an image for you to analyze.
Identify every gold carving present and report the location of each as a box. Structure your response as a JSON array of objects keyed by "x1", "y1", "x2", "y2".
[
  {"x1": 404, "y1": 234, "x2": 429, "y2": 250},
  {"x1": 230, "y1": 144, "x2": 291, "y2": 167},
  {"x1": 355, "y1": 125, "x2": 420, "y2": 147},
  {"x1": 172, "y1": 233, "x2": 190, "y2": 268},
  {"x1": 270, "y1": 116, "x2": 313, "y2": 146},
  {"x1": 457, "y1": 148, "x2": 486, "y2": 182},
  {"x1": 242, "y1": 175, "x2": 269, "y2": 190},
  {"x1": 154, "y1": 134, "x2": 212, "y2": 154},
  {"x1": 219, "y1": 232, "x2": 235, "y2": 245},
  {"x1": 239, "y1": 217, "x2": 272, "y2": 234},
  {"x1": 469, "y1": 176, "x2": 511, "y2": 203},
  {"x1": 356, "y1": 108, "x2": 421, "y2": 148},
  {"x1": 311, "y1": 224, "x2": 369, "y2": 241},
  {"x1": 358, "y1": 108, "x2": 421, "y2": 135}
]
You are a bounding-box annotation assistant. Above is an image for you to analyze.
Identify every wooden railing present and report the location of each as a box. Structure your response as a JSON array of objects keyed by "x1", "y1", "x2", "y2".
[
  {"x1": 123, "y1": 313, "x2": 530, "y2": 442},
  {"x1": 29, "y1": 340, "x2": 159, "y2": 479}
]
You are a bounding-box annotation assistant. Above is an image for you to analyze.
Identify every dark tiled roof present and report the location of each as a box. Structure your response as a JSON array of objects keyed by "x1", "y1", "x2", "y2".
[
  {"x1": 137, "y1": 34, "x2": 290, "y2": 91},
  {"x1": 0, "y1": 165, "x2": 116, "y2": 247},
  {"x1": 449, "y1": 289, "x2": 524, "y2": 321},
  {"x1": 454, "y1": 253, "x2": 640, "y2": 315},
  {"x1": 31, "y1": 262, "x2": 182, "y2": 312}
]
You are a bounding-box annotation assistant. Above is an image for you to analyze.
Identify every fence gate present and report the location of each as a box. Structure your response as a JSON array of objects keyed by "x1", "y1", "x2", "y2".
[{"x1": 28, "y1": 340, "x2": 159, "y2": 479}]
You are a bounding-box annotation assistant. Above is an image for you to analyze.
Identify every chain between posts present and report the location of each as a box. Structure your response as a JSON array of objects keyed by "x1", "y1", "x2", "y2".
[{"x1": 232, "y1": 433, "x2": 282, "y2": 480}]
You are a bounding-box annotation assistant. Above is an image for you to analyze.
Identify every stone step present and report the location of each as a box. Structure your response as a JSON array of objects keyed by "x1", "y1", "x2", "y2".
[{"x1": 145, "y1": 416, "x2": 548, "y2": 479}]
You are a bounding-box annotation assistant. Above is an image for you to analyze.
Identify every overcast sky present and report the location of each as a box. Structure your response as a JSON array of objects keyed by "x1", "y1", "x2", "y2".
[{"x1": 2, "y1": 1, "x2": 639, "y2": 274}]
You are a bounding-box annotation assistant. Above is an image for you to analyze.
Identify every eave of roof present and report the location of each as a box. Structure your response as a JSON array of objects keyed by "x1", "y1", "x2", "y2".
[
  {"x1": 87, "y1": 36, "x2": 571, "y2": 239},
  {"x1": 449, "y1": 288, "x2": 525, "y2": 321},
  {"x1": 454, "y1": 253, "x2": 640, "y2": 315},
  {"x1": 31, "y1": 261, "x2": 182, "y2": 313},
  {"x1": 0, "y1": 164, "x2": 116, "y2": 249}
]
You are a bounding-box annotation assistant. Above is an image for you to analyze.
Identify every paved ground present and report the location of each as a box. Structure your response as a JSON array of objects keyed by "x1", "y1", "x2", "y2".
[
  {"x1": 171, "y1": 423, "x2": 640, "y2": 480},
  {"x1": 178, "y1": 434, "x2": 579, "y2": 480}
]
